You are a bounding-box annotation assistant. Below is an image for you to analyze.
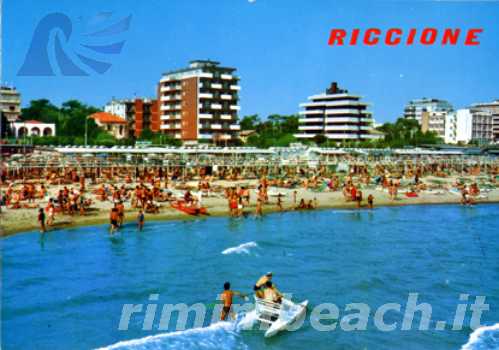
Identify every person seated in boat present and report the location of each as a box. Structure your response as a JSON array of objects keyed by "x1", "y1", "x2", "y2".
[
  {"x1": 220, "y1": 282, "x2": 245, "y2": 321},
  {"x1": 263, "y1": 281, "x2": 282, "y2": 304},
  {"x1": 255, "y1": 272, "x2": 281, "y2": 297},
  {"x1": 253, "y1": 284, "x2": 265, "y2": 299}
]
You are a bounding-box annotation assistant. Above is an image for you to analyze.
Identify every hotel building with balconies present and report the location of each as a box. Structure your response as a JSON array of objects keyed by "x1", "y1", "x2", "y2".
[
  {"x1": 158, "y1": 60, "x2": 241, "y2": 143},
  {"x1": 470, "y1": 100, "x2": 499, "y2": 144},
  {"x1": 294, "y1": 82, "x2": 377, "y2": 141},
  {"x1": 104, "y1": 98, "x2": 160, "y2": 139},
  {"x1": 403, "y1": 98, "x2": 454, "y2": 125},
  {"x1": 0, "y1": 86, "x2": 21, "y2": 122}
]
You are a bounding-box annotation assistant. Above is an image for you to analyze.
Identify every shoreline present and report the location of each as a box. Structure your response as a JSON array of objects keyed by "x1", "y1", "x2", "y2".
[{"x1": 2, "y1": 188, "x2": 498, "y2": 238}]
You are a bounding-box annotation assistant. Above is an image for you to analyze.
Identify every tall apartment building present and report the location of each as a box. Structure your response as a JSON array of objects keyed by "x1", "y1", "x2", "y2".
[
  {"x1": 104, "y1": 98, "x2": 160, "y2": 138},
  {"x1": 0, "y1": 86, "x2": 21, "y2": 122},
  {"x1": 403, "y1": 98, "x2": 453, "y2": 124},
  {"x1": 294, "y1": 82, "x2": 376, "y2": 141},
  {"x1": 470, "y1": 100, "x2": 499, "y2": 144},
  {"x1": 158, "y1": 60, "x2": 241, "y2": 143}
]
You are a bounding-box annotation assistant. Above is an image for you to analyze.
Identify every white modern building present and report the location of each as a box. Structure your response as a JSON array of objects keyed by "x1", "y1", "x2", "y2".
[
  {"x1": 404, "y1": 98, "x2": 454, "y2": 124},
  {"x1": 12, "y1": 120, "x2": 56, "y2": 138},
  {"x1": 295, "y1": 82, "x2": 377, "y2": 142}
]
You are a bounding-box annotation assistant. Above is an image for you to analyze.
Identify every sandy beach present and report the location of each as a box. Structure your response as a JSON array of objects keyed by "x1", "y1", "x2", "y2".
[{"x1": 2, "y1": 177, "x2": 498, "y2": 237}]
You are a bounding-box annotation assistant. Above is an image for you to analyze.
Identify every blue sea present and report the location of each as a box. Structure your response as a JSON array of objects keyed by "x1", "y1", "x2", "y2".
[{"x1": 2, "y1": 204, "x2": 499, "y2": 350}]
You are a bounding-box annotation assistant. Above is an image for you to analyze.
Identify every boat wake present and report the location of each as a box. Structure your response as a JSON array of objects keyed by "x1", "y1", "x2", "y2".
[
  {"x1": 95, "y1": 321, "x2": 249, "y2": 350},
  {"x1": 461, "y1": 323, "x2": 499, "y2": 350},
  {"x1": 222, "y1": 242, "x2": 258, "y2": 255}
]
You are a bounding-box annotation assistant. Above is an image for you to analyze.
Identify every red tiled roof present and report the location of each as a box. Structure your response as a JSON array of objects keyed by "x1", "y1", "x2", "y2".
[{"x1": 89, "y1": 112, "x2": 127, "y2": 124}]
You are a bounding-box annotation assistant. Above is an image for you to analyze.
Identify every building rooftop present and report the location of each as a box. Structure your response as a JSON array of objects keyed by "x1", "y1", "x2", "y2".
[
  {"x1": 326, "y1": 82, "x2": 348, "y2": 94},
  {"x1": 89, "y1": 112, "x2": 127, "y2": 124},
  {"x1": 189, "y1": 59, "x2": 220, "y2": 67},
  {"x1": 162, "y1": 60, "x2": 236, "y2": 76}
]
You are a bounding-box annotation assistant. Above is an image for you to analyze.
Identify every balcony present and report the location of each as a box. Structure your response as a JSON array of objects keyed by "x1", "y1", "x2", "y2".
[
  {"x1": 230, "y1": 105, "x2": 241, "y2": 111},
  {"x1": 294, "y1": 133, "x2": 315, "y2": 138},
  {"x1": 221, "y1": 114, "x2": 232, "y2": 120},
  {"x1": 211, "y1": 104, "x2": 222, "y2": 110},
  {"x1": 299, "y1": 125, "x2": 323, "y2": 131},
  {"x1": 211, "y1": 83, "x2": 223, "y2": 89},
  {"x1": 221, "y1": 74, "x2": 233, "y2": 80},
  {"x1": 199, "y1": 93, "x2": 213, "y2": 99},
  {"x1": 325, "y1": 108, "x2": 363, "y2": 115},
  {"x1": 299, "y1": 118, "x2": 323, "y2": 123},
  {"x1": 325, "y1": 133, "x2": 359, "y2": 139},
  {"x1": 211, "y1": 124, "x2": 222, "y2": 130},
  {"x1": 198, "y1": 73, "x2": 214, "y2": 78},
  {"x1": 299, "y1": 110, "x2": 323, "y2": 115},
  {"x1": 199, "y1": 113, "x2": 213, "y2": 119},
  {"x1": 230, "y1": 85, "x2": 241, "y2": 91},
  {"x1": 163, "y1": 104, "x2": 181, "y2": 110},
  {"x1": 325, "y1": 125, "x2": 360, "y2": 131},
  {"x1": 325, "y1": 117, "x2": 359, "y2": 123},
  {"x1": 221, "y1": 94, "x2": 232, "y2": 100},
  {"x1": 300, "y1": 101, "x2": 368, "y2": 108},
  {"x1": 160, "y1": 85, "x2": 181, "y2": 92},
  {"x1": 230, "y1": 125, "x2": 240, "y2": 130},
  {"x1": 163, "y1": 94, "x2": 181, "y2": 101}
]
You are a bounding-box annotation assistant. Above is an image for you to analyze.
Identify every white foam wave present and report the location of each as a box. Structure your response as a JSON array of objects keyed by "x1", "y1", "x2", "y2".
[
  {"x1": 461, "y1": 323, "x2": 499, "y2": 350},
  {"x1": 95, "y1": 321, "x2": 248, "y2": 350},
  {"x1": 222, "y1": 242, "x2": 258, "y2": 255}
]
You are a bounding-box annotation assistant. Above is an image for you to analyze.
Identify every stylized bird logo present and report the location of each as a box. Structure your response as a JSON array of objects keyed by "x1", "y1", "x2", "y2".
[{"x1": 18, "y1": 12, "x2": 132, "y2": 76}]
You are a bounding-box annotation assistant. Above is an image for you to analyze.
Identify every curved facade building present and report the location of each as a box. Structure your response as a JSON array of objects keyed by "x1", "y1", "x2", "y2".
[{"x1": 295, "y1": 82, "x2": 376, "y2": 141}]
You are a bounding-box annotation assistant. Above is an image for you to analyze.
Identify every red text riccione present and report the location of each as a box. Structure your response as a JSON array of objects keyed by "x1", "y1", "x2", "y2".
[{"x1": 327, "y1": 28, "x2": 483, "y2": 46}]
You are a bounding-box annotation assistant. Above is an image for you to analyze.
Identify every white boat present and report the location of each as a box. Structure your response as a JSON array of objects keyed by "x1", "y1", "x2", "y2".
[{"x1": 239, "y1": 297, "x2": 308, "y2": 337}]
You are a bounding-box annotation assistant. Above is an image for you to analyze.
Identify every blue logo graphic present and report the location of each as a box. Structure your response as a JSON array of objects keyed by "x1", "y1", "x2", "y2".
[{"x1": 18, "y1": 12, "x2": 132, "y2": 76}]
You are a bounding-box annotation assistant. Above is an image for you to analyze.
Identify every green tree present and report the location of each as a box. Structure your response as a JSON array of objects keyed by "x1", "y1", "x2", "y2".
[
  {"x1": 313, "y1": 134, "x2": 327, "y2": 146},
  {"x1": 1, "y1": 112, "x2": 13, "y2": 138},
  {"x1": 240, "y1": 114, "x2": 260, "y2": 130}
]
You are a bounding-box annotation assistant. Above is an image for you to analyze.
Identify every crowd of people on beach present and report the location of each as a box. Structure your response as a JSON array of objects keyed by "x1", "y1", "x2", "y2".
[{"x1": 0, "y1": 158, "x2": 497, "y2": 233}]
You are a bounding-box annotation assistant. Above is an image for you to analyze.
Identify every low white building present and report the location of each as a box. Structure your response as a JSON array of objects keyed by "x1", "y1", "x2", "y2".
[{"x1": 12, "y1": 120, "x2": 56, "y2": 138}]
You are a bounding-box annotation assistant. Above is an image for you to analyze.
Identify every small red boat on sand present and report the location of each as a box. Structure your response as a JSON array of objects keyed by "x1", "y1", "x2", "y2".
[{"x1": 171, "y1": 200, "x2": 208, "y2": 216}]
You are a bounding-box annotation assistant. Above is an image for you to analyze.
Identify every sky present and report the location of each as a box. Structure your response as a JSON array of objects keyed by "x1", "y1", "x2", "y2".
[{"x1": 3, "y1": 0, "x2": 499, "y2": 123}]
